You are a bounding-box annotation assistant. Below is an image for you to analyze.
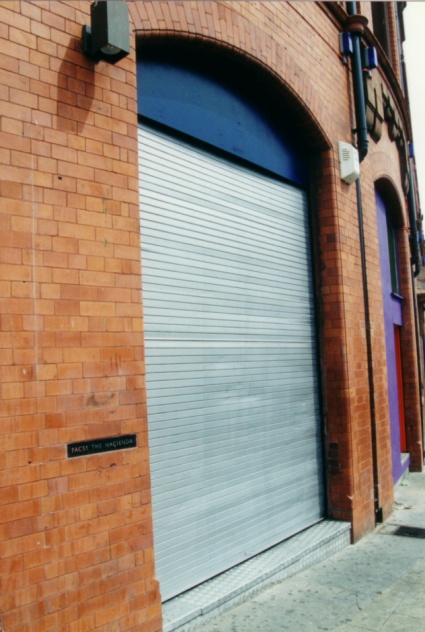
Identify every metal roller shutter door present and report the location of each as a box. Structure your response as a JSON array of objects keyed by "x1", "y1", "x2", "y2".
[{"x1": 138, "y1": 123, "x2": 324, "y2": 601}]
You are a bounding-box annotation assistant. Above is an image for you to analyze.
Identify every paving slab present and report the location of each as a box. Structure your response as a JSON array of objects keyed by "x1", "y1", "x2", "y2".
[{"x1": 194, "y1": 472, "x2": 425, "y2": 632}]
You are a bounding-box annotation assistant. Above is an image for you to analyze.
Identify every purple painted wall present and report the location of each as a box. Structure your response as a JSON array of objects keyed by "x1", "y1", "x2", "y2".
[{"x1": 376, "y1": 190, "x2": 408, "y2": 483}]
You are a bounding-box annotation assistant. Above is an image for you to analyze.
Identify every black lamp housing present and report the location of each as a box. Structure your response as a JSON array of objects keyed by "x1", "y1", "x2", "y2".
[{"x1": 83, "y1": 1, "x2": 130, "y2": 64}]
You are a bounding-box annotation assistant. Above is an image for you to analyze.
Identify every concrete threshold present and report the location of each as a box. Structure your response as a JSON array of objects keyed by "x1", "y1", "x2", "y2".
[{"x1": 162, "y1": 519, "x2": 351, "y2": 632}]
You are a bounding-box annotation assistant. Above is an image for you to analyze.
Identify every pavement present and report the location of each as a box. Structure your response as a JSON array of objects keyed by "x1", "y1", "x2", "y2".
[{"x1": 195, "y1": 471, "x2": 425, "y2": 632}]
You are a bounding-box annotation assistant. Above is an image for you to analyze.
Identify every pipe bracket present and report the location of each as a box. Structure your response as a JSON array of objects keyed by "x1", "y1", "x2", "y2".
[{"x1": 344, "y1": 14, "x2": 369, "y2": 35}]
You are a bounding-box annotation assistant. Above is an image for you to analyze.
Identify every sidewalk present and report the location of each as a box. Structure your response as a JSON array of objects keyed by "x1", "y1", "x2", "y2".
[{"x1": 195, "y1": 472, "x2": 425, "y2": 632}]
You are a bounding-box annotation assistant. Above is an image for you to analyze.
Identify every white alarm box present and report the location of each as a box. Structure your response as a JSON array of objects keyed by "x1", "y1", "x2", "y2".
[{"x1": 338, "y1": 141, "x2": 360, "y2": 184}]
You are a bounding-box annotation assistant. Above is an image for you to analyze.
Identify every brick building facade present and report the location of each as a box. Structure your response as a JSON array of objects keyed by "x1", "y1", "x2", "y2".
[{"x1": 0, "y1": 2, "x2": 423, "y2": 631}]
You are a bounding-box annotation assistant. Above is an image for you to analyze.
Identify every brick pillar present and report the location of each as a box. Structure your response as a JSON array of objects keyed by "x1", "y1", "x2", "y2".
[{"x1": 398, "y1": 225, "x2": 424, "y2": 471}]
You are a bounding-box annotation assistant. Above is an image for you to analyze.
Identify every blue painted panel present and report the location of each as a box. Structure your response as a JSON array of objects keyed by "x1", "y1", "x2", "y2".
[{"x1": 137, "y1": 60, "x2": 308, "y2": 186}]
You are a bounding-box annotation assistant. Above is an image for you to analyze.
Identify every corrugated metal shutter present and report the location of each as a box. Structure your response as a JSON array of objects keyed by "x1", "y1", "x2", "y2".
[{"x1": 138, "y1": 123, "x2": 324, "y2": 601}]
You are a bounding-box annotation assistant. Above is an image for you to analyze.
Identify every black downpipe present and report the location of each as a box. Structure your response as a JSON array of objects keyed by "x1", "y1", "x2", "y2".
[
  {"x1": 407, "y1": 159, "x2": 424, "y2": 456},
  {"x1": 407, "y1": 162, "x2": 421, "y2": 276},
  {"x1": 346, "y1": 2, "x2": 368, "y2": 161},
  {"x1": 355, "y1": 178, "x2": 382, "y2": 522},
  {"x1": 411, "y1": 265, "x2": 425, "y2": 458},
  {"x1": 346, "y1": 2, "x2": 382, "y2": 522}
]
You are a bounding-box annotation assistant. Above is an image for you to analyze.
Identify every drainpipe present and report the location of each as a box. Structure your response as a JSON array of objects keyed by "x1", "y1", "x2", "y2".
[
  {"x1": 411, "y1": 264, "x2": 425, "y2": 459},
  {"x1": 345, "y1": 4, "x2": 368, "y2": 161},
  {"x1": 354, "y1": 177, "x2": 382, "y2": 523},
  {"x1": 407, "y1": 148, "x2": 424, "y2": 455},
  {"x1": 407, "y1": 148, "x2": 421, "y2": 277},
  {"x1": 345, "y1": 3, "x2": 383, "y2": 522}
]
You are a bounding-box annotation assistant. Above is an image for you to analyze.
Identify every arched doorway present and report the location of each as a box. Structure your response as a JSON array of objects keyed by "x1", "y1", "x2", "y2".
[
  {"x1": 137, "y1": 41, "x2": 325, "y2": 600},
  {"x1": 375, "y1": 185, "x2": 408, "y2": 482}
]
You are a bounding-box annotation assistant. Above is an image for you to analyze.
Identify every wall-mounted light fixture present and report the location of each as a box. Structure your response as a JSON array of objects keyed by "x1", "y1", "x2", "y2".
[
  {"x1": 362, "y1": 46, "x2": 378, "y2": 71},
  {"x1": 83, "y1": 1, "x2": 130, "y2": 64},
  {"x1": 339, "y1": 32, "x2": 353, "y2": 57}
]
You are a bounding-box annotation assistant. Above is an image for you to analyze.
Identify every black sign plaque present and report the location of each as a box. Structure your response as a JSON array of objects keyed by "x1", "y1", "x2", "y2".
[{"x1": 67, "y1": 434, "x2": 137, "y2": 458}]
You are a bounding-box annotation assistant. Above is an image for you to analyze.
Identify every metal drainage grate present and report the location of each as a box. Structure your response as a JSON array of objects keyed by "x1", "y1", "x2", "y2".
[{"x1": 392, "y1": 525, "x2": 425, "y2": 539}]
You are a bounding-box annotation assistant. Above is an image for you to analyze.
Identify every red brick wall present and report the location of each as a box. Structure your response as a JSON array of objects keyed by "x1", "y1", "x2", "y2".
[{"x1": 0, "y1": 1, "x2": 422, "y2": 629}]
